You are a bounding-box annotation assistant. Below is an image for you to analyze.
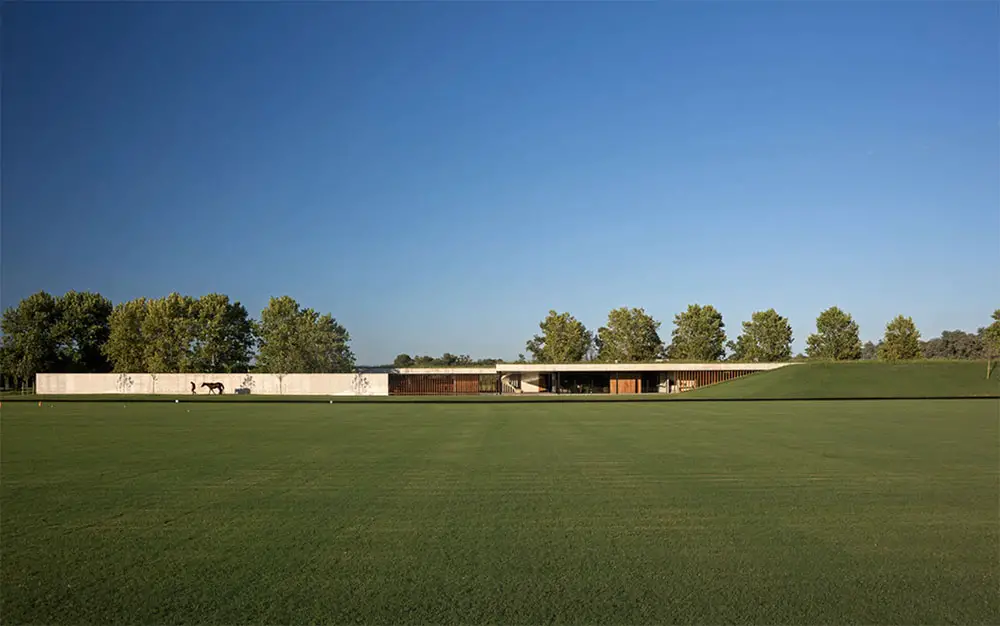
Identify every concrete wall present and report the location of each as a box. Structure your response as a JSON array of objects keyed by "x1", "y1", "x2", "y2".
[
  {"x1": 521, "y1": 373, "x2": 542, "y2": 393},
  {"x1": 35, "y1": 373, "x2": 389, "y2": 396},
  {"x1": 499, "y1": 373, "x2": 542, "y2": 394}
]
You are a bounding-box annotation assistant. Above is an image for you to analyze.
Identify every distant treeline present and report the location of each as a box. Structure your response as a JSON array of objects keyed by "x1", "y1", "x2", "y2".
[
  {"x1": 2, "y1": 290, "x2": 999, "y2": 389},
  {"x1": 518, "y1": 306, "x2": 1000, "y2": 368},
  {"x1": 383, "y1": 354, "x2": 504, "y2": 368}
]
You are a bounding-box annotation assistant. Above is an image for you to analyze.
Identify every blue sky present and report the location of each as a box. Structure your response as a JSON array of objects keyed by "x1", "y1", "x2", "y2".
[{"x1": 3, "y1": 2, "x2": 997, "y2": 364}]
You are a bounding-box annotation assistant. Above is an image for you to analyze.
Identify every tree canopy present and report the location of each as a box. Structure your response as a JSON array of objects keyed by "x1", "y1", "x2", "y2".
[
  {"x1": 805, "y1": 307, "x2": 862, "y2": 360},
  {"x1": 666, "y1": 304, "x2": 726, "y2": 361},
  {"x1": 525, "y1": 310, "x2": 592, "y2": 363},
  {"x1": 0, "y1": 291, "x2": 61, "y2": 387},
  {"x1": 877, "y1": 315, "x2": 922, "y2": 361},
  {"x1": 103, "y1": 298, "x2": 150, "y2": 373},
  {"x1": 2, "y1": 290, "x2": 353, "y2": 383},
  {"x1": 52, "y1": 291, "x2": 113, "y2": 373},
  {"x1": 4, "y1": 288, "x2": 997, "y2": 386},
  {"x1": 595, "y1": 307, "x2": 663, "y2": 362},
  {"x1": 393, "y1": 353, "x2": 415, "y2": 368},
  {"x1": 727, "y1": 309, "x2": 793, "y2": 362},
  {"x1": 255, "y1": 296, "x2": 354, "y2": 374},
  {"x1": 190, "y1": 294, "x2": 256, "y2": 373},
  {"x1": 920, "y1": 330, "x2": 983, "y2": 360},
  {"x1": 101, "y1": 293, "x2": 256, "y2": 373},
  {"x1": 387, "y1": 353, "x2": 501, "y2": 368},
  {"x1": 0, "y1": 291, "x2": 115, "y2": 387},
  {"x1": 142, "y1": 293, "x2": 199, "y2": 373}
]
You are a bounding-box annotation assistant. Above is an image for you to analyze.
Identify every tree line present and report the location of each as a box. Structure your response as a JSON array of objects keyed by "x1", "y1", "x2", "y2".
[
  {"x1": 0, "y1": 291, "x2": 356, "y2": 389},
  {"x1": 387, "y1": 354, "x2": 503, "y2": 368},
  {"x1": 522, "y1": 305, "x2": 1000, "y2": 368},
  {"x1": 3, "y1": 290, "x2": 999, "y2": 389}
]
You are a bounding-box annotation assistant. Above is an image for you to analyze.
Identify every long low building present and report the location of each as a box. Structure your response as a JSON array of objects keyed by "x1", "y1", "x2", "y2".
[
  {"x1": 35, "y1": 362, "x2": 793, "y2": 396},
  {"x1": 375, "y1": 362, "x2": 793, "y2": 396}
]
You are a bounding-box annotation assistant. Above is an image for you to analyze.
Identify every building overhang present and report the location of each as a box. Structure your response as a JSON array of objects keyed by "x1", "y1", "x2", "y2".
[
  {"x1": 495, "y1": 363, "x2": 794, "y2": 373},
  {"x1": 362, "y1": 363, "x2": 796, "y2": 375}
]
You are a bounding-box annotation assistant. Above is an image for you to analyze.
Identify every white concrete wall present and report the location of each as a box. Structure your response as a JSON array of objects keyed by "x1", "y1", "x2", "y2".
[
  {"x1": 279, "y1": 373, "x2": 389, "y2": 396},
  {"x1": 521, "y1": 373, "x2": 542, "y2": 393},
  {"x1": 35, "y1": 373, "x2": 389, "y2": 396},
  {"x1": 499, "y1": 373, "x2": 542, "y2": 394}
]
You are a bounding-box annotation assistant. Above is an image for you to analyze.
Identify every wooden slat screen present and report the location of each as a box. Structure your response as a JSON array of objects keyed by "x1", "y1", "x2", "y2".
[
  {"x1": 389, "y1": 374, "x2": 499, "y2": 395},
  {"x1": 674, "y1": 369, "x2": 755, "y2": 393}
]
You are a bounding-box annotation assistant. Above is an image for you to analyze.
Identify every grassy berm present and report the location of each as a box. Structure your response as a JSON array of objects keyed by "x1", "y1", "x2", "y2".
[{"x1": 687, "y1": 360, "x2": 1000, "y2": 399}]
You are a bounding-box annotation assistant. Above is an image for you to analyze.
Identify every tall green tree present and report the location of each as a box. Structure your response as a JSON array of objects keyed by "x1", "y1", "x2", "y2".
[
  {"x1": 142, "y1": 293, "x2": 199, "y2": 373},
  {"x1": 727, "y1": 309, "x2": 793, "y2": 362},
  {"x1": 103, "y1": 298, "x2": 150, "y2": 372},
  {"x1": 877, "y1": 315, "x2": 922, "y2": 361},
  {"x1": 255, "y1": 296, "x2": 355, "y2": 373},
  {"x1": 255, "y1": 296, "x2": 302, "y2": 373},
  {"x1": 525, "y1": 310, "x2": 592, "y2": 363},
  {"x1": 0, "y1": 291, "x2": 60, "y2": 388},
  {"x1": 595, "y1": 307, "x2": 663, "y2": 362},
  {"x1": 0, "y1": 290, "x2": 115, "y2": 386},
  {"x1": 305, "y1": 309, "x2": 355, "y2": 372},
  {"x1": 666, "y1": 304, "x2": 727, "y2": 361},
  {"x1": 981, "y1": 310, "x2": 1000, "y2": 379},
  {"x1": 51, "y1": 291, "x2": 113, "y2": 372},
  {"x1": 190, "y1": 293, "x2": 255, "y2": 372},
  {"x1": 805, "y1": 306, "x2": 862, "y2": 360}
]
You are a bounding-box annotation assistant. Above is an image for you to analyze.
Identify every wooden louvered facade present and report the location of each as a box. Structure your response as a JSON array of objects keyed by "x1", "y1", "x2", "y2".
[
  {"x1": 389, "y1": 373, "x2": 499, "y2": 396},
  {"x1": 670, "y1": 368, "x2": 752, "y2": 393}
]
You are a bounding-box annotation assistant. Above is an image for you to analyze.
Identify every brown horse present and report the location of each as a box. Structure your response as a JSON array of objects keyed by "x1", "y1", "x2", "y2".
[{"x1": 201, "y1": 382, "x2": 225, "y2": 395}]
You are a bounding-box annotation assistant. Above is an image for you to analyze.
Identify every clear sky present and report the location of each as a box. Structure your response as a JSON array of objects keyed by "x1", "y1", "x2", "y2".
[{"x1": 2, "y1": 2, "x2": 997, "y2": 365}]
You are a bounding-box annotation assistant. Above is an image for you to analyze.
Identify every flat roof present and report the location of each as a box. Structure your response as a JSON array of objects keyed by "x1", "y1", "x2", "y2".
[
  {"x1": 496, "y1": 363, "x2": 793, "y2": 373},
  {"x1": 368, "y1": 363, "x2": 795, "y2": 375}
]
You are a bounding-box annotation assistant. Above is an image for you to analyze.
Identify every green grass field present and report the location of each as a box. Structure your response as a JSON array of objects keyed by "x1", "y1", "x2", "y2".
[
  {"x1": 689, "y1": 360, "x2": 1000, "y2": 399},
  {"x1": 3, "y1": 400, "x2": 998, "y2": 624}
]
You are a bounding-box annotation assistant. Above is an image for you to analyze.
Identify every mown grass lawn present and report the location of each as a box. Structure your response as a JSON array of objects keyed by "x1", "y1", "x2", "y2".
[
  {"x1": 2, "y1": 399, "x2": 997, "y2": 624},
  {"x1": 687, "y1": 360, "x2": 1000, "y2": 399}
]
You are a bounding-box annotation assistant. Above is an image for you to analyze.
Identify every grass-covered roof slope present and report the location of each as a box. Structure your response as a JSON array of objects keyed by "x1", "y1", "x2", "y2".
[{"x1": 686, "y1": 361, "x2": 1000, "y2": 399}]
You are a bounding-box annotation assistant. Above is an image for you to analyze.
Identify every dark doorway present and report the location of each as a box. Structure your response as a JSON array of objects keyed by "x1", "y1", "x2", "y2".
[
  {"x1": 640, "y1": 373, "x2": 661, "y2": 393},
  {"x1": 538, "y1": 373, "x2": 551, "y2": 392}
]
